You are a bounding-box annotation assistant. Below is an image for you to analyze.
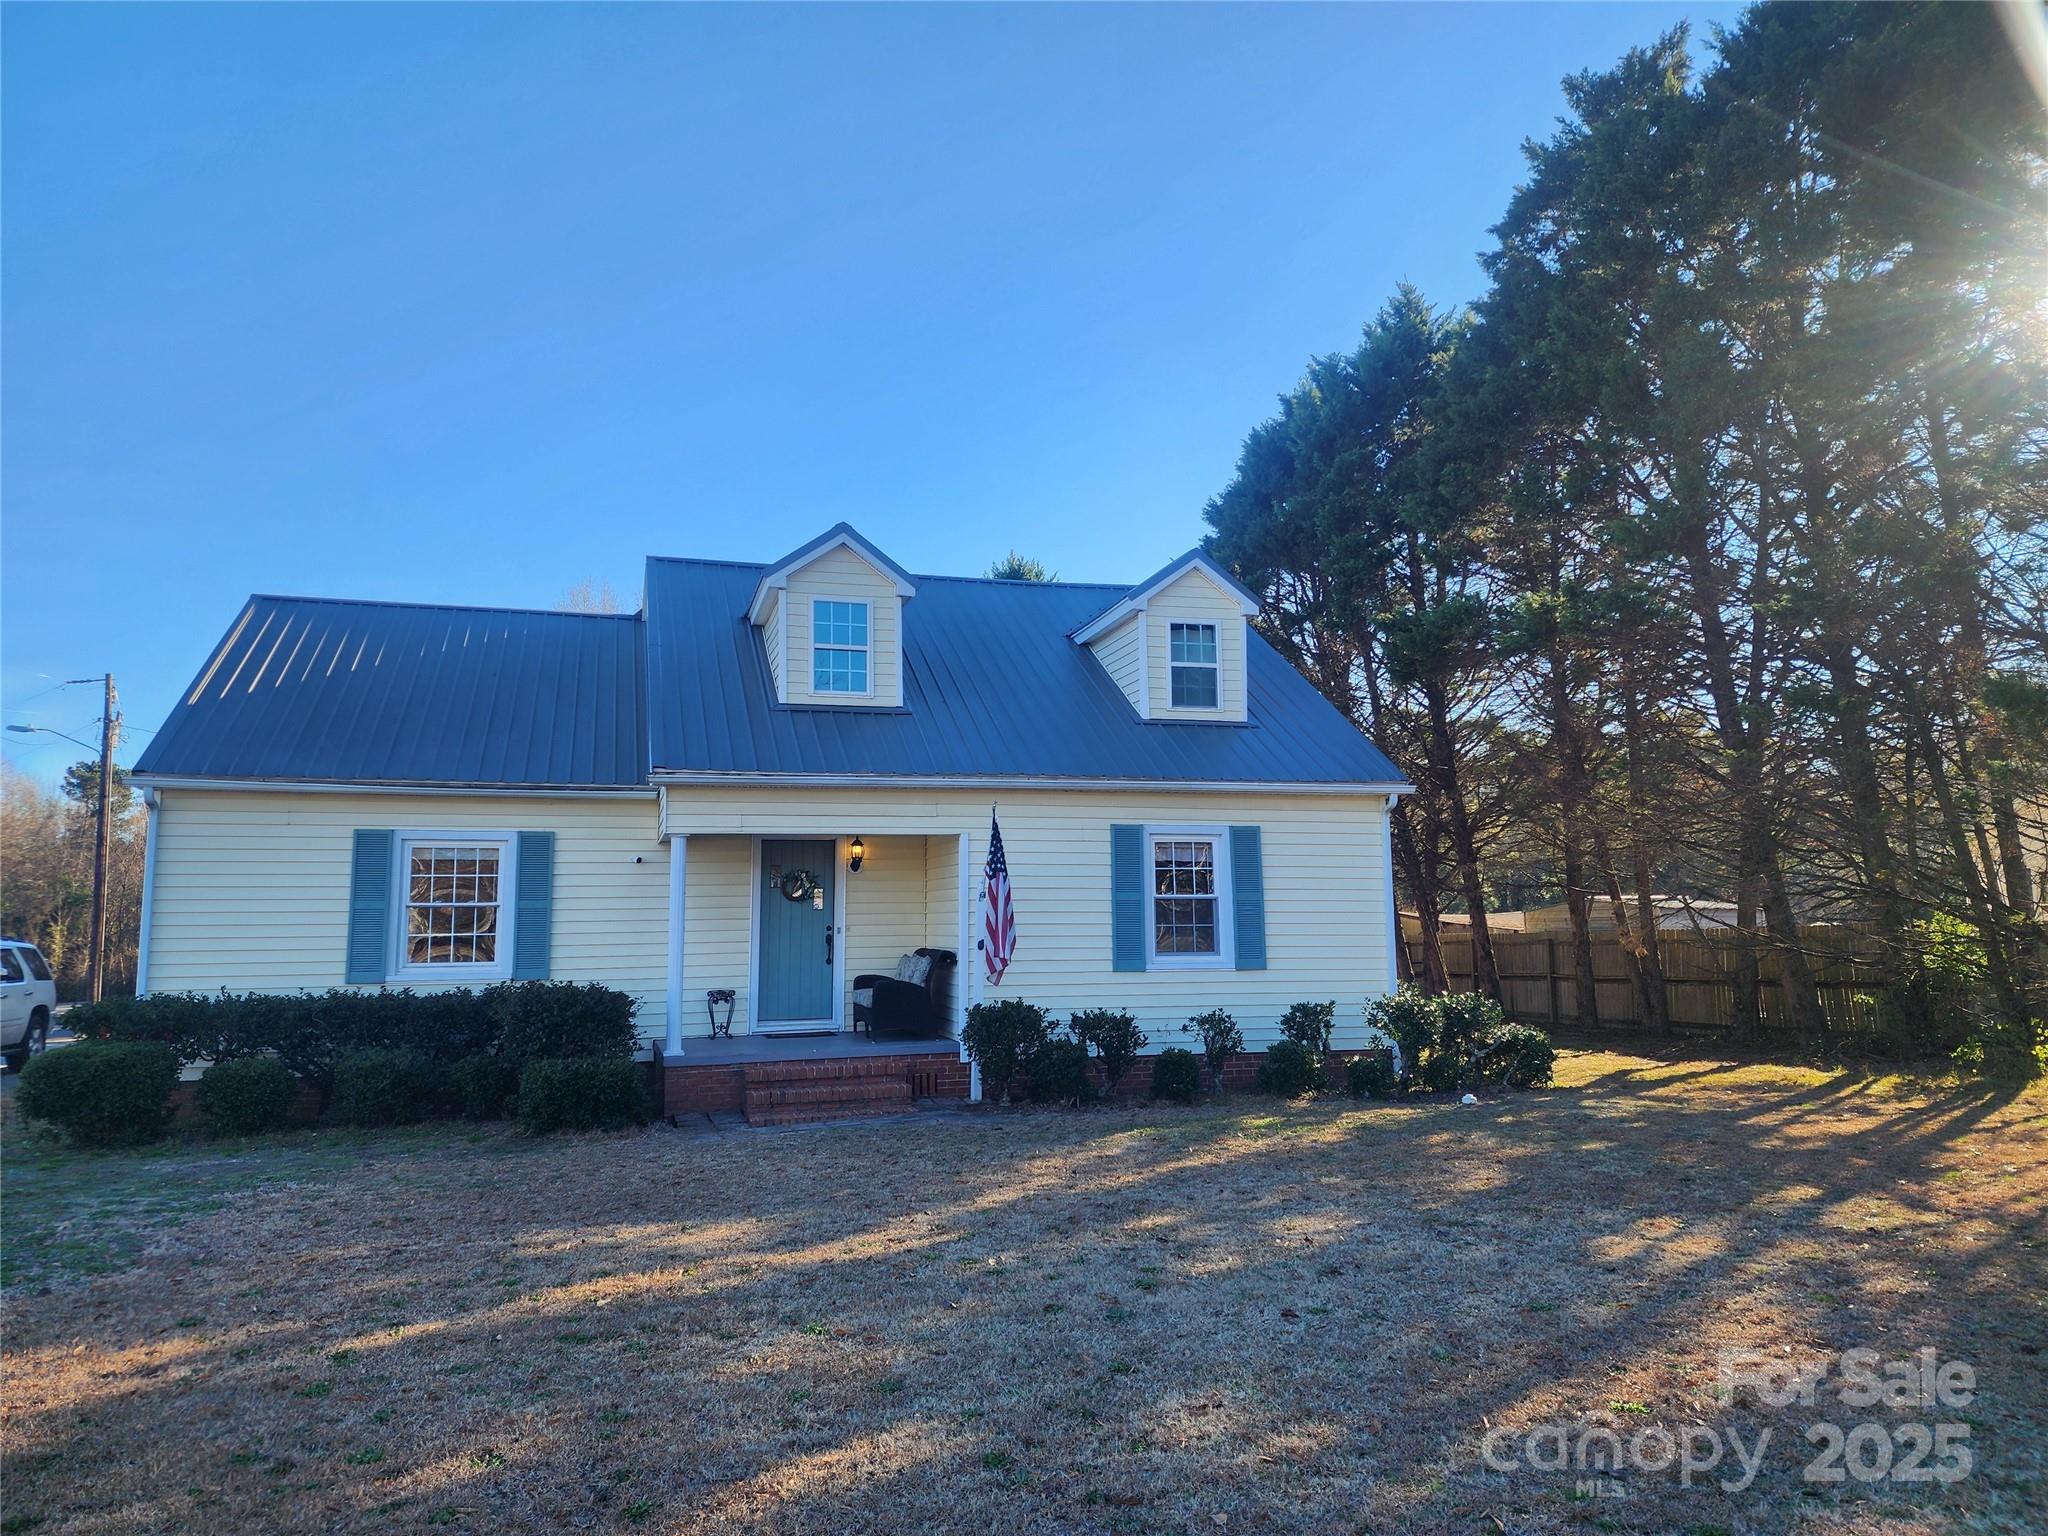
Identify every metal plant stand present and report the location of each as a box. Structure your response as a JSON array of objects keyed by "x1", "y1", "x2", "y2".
[{"x1": 705, "y1": 989, "x2": 736, "y2": 1038}]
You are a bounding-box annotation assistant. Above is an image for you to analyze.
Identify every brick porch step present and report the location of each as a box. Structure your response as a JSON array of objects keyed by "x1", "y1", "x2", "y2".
[{"x1": 740, "y1": 1056, "x2": 918, "y2": 1086}]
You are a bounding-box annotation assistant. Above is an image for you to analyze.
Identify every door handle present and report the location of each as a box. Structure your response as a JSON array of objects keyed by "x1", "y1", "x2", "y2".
[{"x1": 825, "y1": 928, "x2": 834, "y2": 966}]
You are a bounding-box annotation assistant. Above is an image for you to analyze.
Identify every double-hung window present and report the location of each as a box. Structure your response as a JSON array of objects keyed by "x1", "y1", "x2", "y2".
[
  {"x1": 395, "y1": 836, "x2": 512, "y2": 978},
  {"x1": 1149, "y1": 827, "x2": 1233, "y2": 967},
  {"x1": 812, "y1": 599, "x2": 871, "y2": 695},
  {"x1": 1169, "y1": 622, "x2": 1219, "y2": 708}
]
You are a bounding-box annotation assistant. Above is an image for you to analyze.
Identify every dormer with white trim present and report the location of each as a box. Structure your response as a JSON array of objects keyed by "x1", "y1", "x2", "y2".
[
  {"x1": 1072, "y1": 549, "x2": 1259, "y2": 724},
  {"x1": 747, "y1": 523, "x2": 917, "y2": 708}
]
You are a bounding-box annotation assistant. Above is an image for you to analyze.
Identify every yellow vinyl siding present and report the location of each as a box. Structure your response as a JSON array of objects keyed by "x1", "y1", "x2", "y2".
[
  {"x1": 146, "y1": 790, "x2": 671, "y2": 1039},
  {"x1": 1089, "y1": 613, "x2": 1143, "y2": 714},
  {"x1": 840, "y1": 833, "x2": 930, "y2": 1022},
  {"x1": 662, "y1": 784, "x2": 1392, "y2": 1050},
  {"x1": 1145, "y1": 569, "x2": 1248, "y2": 723},
  {"x1": 925, "y1": 833, "x2": 965, "y2": 1027},
  {"x1": 681, "y1": 834, "x2": 753, "y2": 1033},
  {"x1": 760, "y1": 589, "x2": 783, "y2": 696},
  {"x1": 780, "y1": 545, "x2": 904, "y2": 708}
]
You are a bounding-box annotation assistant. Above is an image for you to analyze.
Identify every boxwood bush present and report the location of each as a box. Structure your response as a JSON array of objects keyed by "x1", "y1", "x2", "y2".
[
  {"x1": 1362, "y1": 989, "x2": 1554, "y2": 1094},
  {"x1": 1026, "y1": 1036, "x2": 1094, "y2": 1106},
  {"x1": 514, "y1": 1058, "x2": 650, "y2": 1134},
  {"x1": 490, "y1": 981, "x2": 639, "y2": 1066},
  {"x1": 449, "y1": 1054, "x2": 521, "y2": 1120},
  {"x1": 1364, "y1": 990, "x2": 1442, "y2": 1090},
  {"x1": 1473, "y1": 1022, "x2": 1557, "y2": 1089},
  {"x1": 66, "y1": 982, "x2": 637, "y2": 1105},
  {"x1": 1254, "y1": 1039, "x2": 1326, "y2": 1098},
  {"x1": 17, "y1": 1041, "x2": 180, "y2": 1147},
  {"x1": 1070, "y1": 1008, "x2": 1147, "y2": 1095},
  {"x1": 195, "y1": 1056, "x2": 298, "y2": 1136},
  {"x1": 1277, "y1": 1000, "x2": 1337, "y2": 1056},
  {"x1": 1149, "y1": 1046, "x2": 1202, "y2": 1104},
  {"x1": 1181, "y1": 1009, "x2": 1243, "y2": 1093},
  {"x1": 328, "y1": 1048, "x2": 448, "y2": 1128},
  {"x1": 1346, "y1": 1050, "x2": 1398, "y2": 1099},
  {"x1": 961, "y1": 998, "x2": 1051, "y2": 1105}
]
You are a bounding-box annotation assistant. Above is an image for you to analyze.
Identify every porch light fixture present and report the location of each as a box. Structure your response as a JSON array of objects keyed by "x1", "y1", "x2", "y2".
[{"x1": 848, "y1": 836, "x2": 866, "y2": 874}]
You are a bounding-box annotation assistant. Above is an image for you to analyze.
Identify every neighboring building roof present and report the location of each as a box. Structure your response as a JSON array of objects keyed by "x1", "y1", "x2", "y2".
[
  {"x1": 745, "y1": 522, "x2": 917, "y2": 624},
  {"x1": 1070, "y1": 548, "x2": 1261, "y2": 644},
  {"x1": 643, "y1": 557, "x2": 1403, "y2": 786},
  {"x1": 133, "y1": 596, "x2": 646, "y2": 788}
]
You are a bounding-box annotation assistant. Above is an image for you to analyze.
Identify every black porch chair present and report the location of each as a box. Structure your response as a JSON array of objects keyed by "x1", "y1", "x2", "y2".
[{"x1": 851, "y1": 948, "x2": 957, "y2": 1039}]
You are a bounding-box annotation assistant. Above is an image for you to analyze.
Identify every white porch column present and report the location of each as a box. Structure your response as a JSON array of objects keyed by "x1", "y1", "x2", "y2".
[
  {"x1": 1380, "y1": 794, "x2": 1400, "y2": 997},
  {"x1": 665, "y1": 834, "x2": 688, "y2": 1059},
  {"x1": 958, "y1": 830, "x2": 980, "y2": 1101}
]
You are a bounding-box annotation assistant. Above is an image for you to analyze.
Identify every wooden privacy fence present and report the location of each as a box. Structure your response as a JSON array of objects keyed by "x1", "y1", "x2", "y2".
[{"x1": 1409, "y1": 928, "x2": 1888, "y2": 1036}]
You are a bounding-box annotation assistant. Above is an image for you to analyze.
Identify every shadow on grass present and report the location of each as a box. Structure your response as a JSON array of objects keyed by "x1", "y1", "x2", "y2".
[{"x1": 2, "y1": 1049, "x2": 2042, "y2": 1535}]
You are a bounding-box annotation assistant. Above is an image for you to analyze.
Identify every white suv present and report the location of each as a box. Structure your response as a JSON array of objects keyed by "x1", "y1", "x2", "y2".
[{"x1": 1, "y1": 939, "x2": 58, "y2": 1072}]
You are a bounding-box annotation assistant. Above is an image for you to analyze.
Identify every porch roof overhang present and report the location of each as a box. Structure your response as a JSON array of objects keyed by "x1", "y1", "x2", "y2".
[{"x1": 653, "y1": 770, "x2": 1411, "y2": 797}]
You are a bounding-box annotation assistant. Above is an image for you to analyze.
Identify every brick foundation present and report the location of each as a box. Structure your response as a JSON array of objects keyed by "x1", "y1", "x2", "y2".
[
  {"x1": 662, "y1": 1050, "x2": 972, "y2": 1119},
  {"x1": 1073, "y1": 1048, "x2": 1377, "y2": 1098}
]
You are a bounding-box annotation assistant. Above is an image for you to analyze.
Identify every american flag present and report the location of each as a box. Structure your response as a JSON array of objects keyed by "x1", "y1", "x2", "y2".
[{"x1": 981, "y1": 807, "x2": 1017, "y2": 985}]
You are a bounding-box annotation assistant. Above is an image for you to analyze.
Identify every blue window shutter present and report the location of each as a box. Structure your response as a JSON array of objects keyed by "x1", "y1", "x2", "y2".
[
  {"x1": 345, "y1": 829, "x2": 394, "y2": 984},
  {"x1": 1230, "y1": 825, "x2": 1266, "y2": 971},
  {"x1": 513, "y1": 831, "x2": 554, "y2": 979},
  {"x1": 1111, "y1": 824, "x2": 1145, "y2": 973}
]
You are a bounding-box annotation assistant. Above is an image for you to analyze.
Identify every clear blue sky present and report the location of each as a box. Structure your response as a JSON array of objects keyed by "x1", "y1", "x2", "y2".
[{"x1": 2, "y1": 2, "x2": 1738, "y2": 785}]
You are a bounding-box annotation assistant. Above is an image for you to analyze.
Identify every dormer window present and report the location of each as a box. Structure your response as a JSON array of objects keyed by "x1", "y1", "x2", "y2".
[
  {"x1": 812, "y1": 599, "x2": 871, "y2": 694},
  {"x1": 1169, "y1": 623, "x2": 1220, "y2": 708},
  {"x1": 747, "y1": 524, "x2": 915, "y2": 708},
  {"x1": 1073, "y1": 550, "x2": 1256, "y2": 723}
]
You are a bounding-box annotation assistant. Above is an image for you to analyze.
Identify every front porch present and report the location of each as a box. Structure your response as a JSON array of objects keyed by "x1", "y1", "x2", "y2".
[
  {"x1": 657, "y1": 1032, "x2": 974, "y2": 1123},
  {"x1": 660, "y1": 828, "x2": 973, "y2": 1050}
]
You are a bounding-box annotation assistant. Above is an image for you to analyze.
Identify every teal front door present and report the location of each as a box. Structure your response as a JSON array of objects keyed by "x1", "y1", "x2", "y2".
[{"x1": 757, "y1": 839, "x2": 838, "y2": 1030}]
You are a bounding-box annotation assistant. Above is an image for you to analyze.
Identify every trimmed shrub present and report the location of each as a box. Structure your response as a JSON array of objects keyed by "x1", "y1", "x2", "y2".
[
  {"x1": 1254, "y1": 1039, "x2": 1326, "y2": 1098},
  {"x1": 1181, "y1": 1009, "x2": 1243, "y2": 1092},
  {"x1": 1473, "y1": 1023, "x2": 1556, "y2": 1089},
  {"x1": 1346, "y1": 1050, "x2": 1398, "y2": 1099},
  {"x1": 328, "y1": 1048, "x2": 447, "y2": 1128},
  {"x1": 195, "y1": 1056, "x2": 297, "y2": 1136},
  {"x1": 449, "y1": 1055, "x2": 520, "y2": 1120},
  {"x1": 514, "y1": 1058, "x2": 650, "y2": 1134},
  {"x1": 962, "y1": 999, "x2": 1052, "y2": 1105},
  {"x1": 490, "y1": 981, "x2": 639, "y2": 1067},
  {"x1": 1071, "y1": 1008, "x2": 1147, "y2": 1095},
  {"x1": 1026, "y1": 1036, "x2": 1094, "y2": 1106},
  {"x1": 67, "y1": 985, "x2": 635, "y2": 1110},
  {"x1": 1436, "y1": 992, "x2": 1507, "y2": 1079},
  {"x1": 1277, "y1": 1001, "x2": 1337, "y2": 1056},
  {"x1": 1364, "y1": 990, "x2": 1441, "y2": 1089},
  {"x1": 1150, "y1": 1047, "x2": 1202, "y2": 1104},
  {"x1": 17, "y1": 1041, "x2": 180, "y2": 1147}
]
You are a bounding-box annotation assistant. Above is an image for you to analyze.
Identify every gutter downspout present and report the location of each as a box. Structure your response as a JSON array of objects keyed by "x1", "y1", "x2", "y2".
[
  {"x1": 136, "y1": 786, "x2": 160, "y2": 997},
  {"x1": 1377, "y1": 790, "x2": 1404, "y2": 1079}
]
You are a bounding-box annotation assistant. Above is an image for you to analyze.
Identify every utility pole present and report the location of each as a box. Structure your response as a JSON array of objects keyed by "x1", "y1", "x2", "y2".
[{"x1": 87, "y1": 673, "x2": 117, "y2": 1003}]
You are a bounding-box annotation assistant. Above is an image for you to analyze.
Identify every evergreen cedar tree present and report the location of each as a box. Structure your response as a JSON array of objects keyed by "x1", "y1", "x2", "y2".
[{"x1": 1201, "y1": 2, "x2": 2046, "y2": 1074}]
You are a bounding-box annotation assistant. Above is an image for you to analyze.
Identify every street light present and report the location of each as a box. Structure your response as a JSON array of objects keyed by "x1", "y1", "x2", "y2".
[{"x1": 6, "y1": 724, "x2": 100, "y2": 753}]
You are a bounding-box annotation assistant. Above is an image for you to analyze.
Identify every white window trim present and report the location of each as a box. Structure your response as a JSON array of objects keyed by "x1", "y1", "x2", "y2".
[
  {"x1": 389, "y1": 830, "x2": 518, "y2": 983},
  {"x1": 1168, "y1": 621, "x2": 1221, "y2": 710},
  {"x1": 810, "y1": 598, "x2": 874, "y2": 698},
  {"x1": 1145, "y1": 823, "x2": 1235, "y2": 971}
]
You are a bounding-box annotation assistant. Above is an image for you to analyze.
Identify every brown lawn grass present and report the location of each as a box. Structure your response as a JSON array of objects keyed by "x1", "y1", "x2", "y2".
[{"x1": 1, "y1": 1046, "x2": 2043, "y2": 1535}]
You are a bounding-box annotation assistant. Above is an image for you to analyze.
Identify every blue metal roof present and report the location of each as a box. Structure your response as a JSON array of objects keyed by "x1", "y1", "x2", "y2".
[
  {"x1": 643, "y1": 558, "x2": 1402, "y2": 786},
  {"x1": 134, "y1": 596, "x2": 646, "y2": 787},
  {"x1": 140, "y1": 554, "x2": 1402, "y2": 791}
]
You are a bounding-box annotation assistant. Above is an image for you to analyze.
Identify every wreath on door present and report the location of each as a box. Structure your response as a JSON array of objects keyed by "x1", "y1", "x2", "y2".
[{"x1": 777, "y1": 868, "x2": 820, "y2": 903}]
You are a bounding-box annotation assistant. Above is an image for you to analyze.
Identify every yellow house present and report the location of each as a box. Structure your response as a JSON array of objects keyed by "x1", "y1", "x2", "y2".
[{"x1": 132, "y1": 526, "x2": 1409, "y2": 1119}]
